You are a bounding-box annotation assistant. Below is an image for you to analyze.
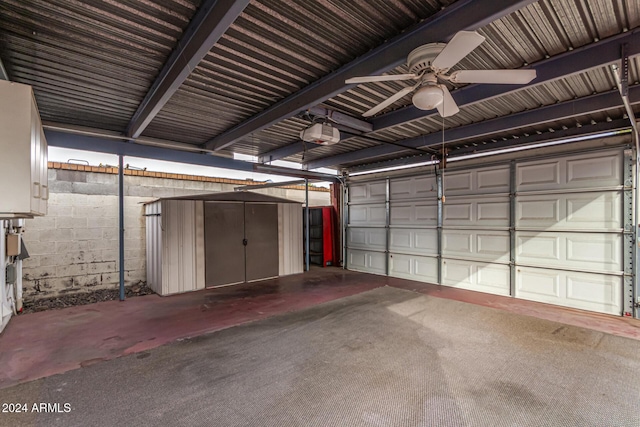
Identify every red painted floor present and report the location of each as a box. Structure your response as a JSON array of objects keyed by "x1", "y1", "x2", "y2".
[{"x1": 1, "y1": 267, "x2": 639, "y2": 390}]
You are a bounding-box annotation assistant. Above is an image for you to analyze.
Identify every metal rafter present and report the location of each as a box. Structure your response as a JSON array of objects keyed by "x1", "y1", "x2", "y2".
[
  {"x1": 203, "y1": 0, "x2": 537, "y2": 152},
  {"x1": 305, "y1": 85, "x2": 640, "y2": 169},
  {"x1": 263, "y1": 29, "x2": 640, "y2": 164},
  {"x1": 44, "y1": 130, "x2": 339, "y2": 183},
  {"x1": 125, "y1": 0, "x2": 250, "y2": 139},
  {"x1": 348, "y1": 119, "x2": 632, "y2": 173}
]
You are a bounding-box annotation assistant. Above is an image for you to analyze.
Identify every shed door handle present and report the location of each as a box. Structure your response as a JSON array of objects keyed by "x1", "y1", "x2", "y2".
[{"x1": 243, "y1": 239, "x2": 248, "y2": 246}]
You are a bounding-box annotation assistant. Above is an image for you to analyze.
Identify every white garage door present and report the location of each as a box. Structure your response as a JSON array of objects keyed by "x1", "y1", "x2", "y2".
[
  {"x1": 514, "y1": 149, "x2": 625, "y2": 315},
  {"x1": 388, "y1": 175, "x2": 438, "y2": 283},
  {"x1": 441, "y1": 165, "x2": 511, "y2": 295},
  {"x1": 346, "y1": 180, "x2": 387, "y2": 275},
  {"x1": 345, "y1": 146, "x2": 633, "y2": 316}
]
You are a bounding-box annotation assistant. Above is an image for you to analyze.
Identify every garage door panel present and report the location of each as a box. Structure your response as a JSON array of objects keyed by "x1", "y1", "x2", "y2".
[
  {"x1": 444, "y1": 196, "x2": 509, "y2": 227},
  {"x1": 443, "y1": 230, "x2": 510, "y2": 262},
  {"x1": 517, "y1": 266, "x2": 622, "y2": 315},
  {"x1": 517, "y1": 192, "x2": 622, "y2": 230},
  {"x1": 349, "y1": 181, "x2": 386, "y2": 203},
  {"x1": 517, "y1": 232, "x2": 621, "y2": 272},
  {"x1": 443, "y1": 165, "x2": 510, "y2": 195},
  {"x1": 517, "y1": 150, "x2": 621, "y2": 191},
  {"x1": 442, "y1": 259, "x2": 510, "y2": 296},
  {"x1": 347, "y1": 249, "x2": 386, "y2": 275},
  {"x1": 347, "y1": 228, "x2": 386, "y2": 251},
  {"x1": 443, "y1": 202, "x2": 472, "y2": 222},
  {"x1": 390, "y1": 176, "x2": 436, "y2": 200},
  {"x1": 389, "y1": 228, "x2": 437, "y2": 255},
  {"x1": 390, "y1": 202, "x2": 437, "y2": 226},
  {"x1": 566, "y1": 153, "x2": 620, "y2": 187},
  {"x1": 349, "y1": 204, "x2": 386, "y2": 226},
  {"x1": 389, "y1": 253, "x2": 438, "y2": 283}
]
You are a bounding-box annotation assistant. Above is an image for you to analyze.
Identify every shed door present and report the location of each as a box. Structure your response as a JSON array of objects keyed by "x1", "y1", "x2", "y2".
[
  {"x1": 245, "y1": 203, "x2": 279, "y2": 282},
  {"x1": 204, "y1": 202, "x2": 245, "y2": 286}
]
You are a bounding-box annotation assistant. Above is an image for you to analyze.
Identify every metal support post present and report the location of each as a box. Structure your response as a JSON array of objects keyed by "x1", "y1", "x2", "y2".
[
  {"x1": 509, "y1": 160, "x2": 517, "y2": 297},
  {"x1": 436, "y1": 170, "x2": 443, "y2": 285},
  {"x1": 305, "y1": 178, "x2": 310, "y2": 272},
  {"x1": 622, "y1": 148, "x2": 636, "y2": 316},
  {"x1": 385, "y1": 178, "x2": 391, "y2": 276},
  {"x1": 343, "y1": 181, "x2": 349, "y2": 270},
  {"x1": 118, "y1": 155, "x2": 125, "y2": 301}
]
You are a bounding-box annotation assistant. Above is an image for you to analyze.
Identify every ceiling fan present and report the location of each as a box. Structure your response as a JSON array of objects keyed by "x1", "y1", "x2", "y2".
[{"x1": 346, "y1": 31, "x2": 537, "y2": 118}]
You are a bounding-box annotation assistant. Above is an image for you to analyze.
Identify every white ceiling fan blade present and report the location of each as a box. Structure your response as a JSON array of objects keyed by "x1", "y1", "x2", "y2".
[
  {"x1": 435, "y1": 84, "x2": 459, "y2": 117},
  {"x1": 345, "y1": 74, "x2": 418, "y2": 84},
  {"x1": 362, "y1": 83, "x2": 420, "y2": 117},
  {"x1": 431, "y1": 31, "x2": 486, "y2": 71},
  {"x1": 449, "y1": 69, "x2": 537, "y2": 84}
]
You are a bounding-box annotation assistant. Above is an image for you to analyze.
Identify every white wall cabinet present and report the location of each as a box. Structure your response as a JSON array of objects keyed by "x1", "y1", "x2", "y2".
[{"x1": 0, "y1": 80, "x2": 48, "y2": 218}]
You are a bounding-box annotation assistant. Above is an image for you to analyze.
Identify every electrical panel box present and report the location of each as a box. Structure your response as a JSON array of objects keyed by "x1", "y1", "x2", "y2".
[
  {"x1": 0, "y1": 80, "x2": 48, "y2": 218},
  {"x1": 6, "y1": 234, "x2": 20, "y2": 257}
]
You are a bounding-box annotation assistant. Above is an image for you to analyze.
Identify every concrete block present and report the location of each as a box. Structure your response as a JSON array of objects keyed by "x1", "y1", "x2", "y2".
[
  {"x1": 102, "y1": 228, "x2": 119, "y2": 240},
  {"x1": 124, "y1": 238, "x2": 144, "y2": 249},
  {"x1": 56, "y1": 170, "x2": 87, "y2": 183},
  {"x1": 126, "y1": 186, "x2": 152, "y2": 197},
  {"x1": 48, "y1": 204, "x2": 74, "y2": 217},
  {"x1": 88, "y1": 239, "x2": 118, "y2": 251},
  {"x1": 88, "y1": 261, "x2": 117, "y2": 274},
  {"x1": 61, "y1": 193, "x2": 90, "y2": 206},
  {"x1": 23, "y1": 266, "x2": 56, "y2": 280},
  {"x1": 101, "y1": 249, "x2": 118, "y2": 262},
  {"x1": 49, "y1": 181, "x2": 73, "y2": 193},
  {"x1": 39, "y1": 228, "x2": 73, "y2": 242},
  {"x1": 22, "y1": 256, "x2": 40, "y2": 267},
  {"x1": 23, "y1": 241, "x2": 55, "y2": 256},
  {"x1": 26, "y1": 216, "x2": 56, "y2": 230},
  {"x1": 22, "y1": 230, "x2": 40, "y2": 242},
  {"x1": 183, "y1": 181, "x2": 205, "y2": 191},
  {"x1": 87, "y1": 217, "x2": 117, "y2": 228},
  {"x1": 125, "y1": 258, "x2": 146, "y2": 271},
  {"x1": 151, "y1": 188, "x2": 176, "y2": 198},
  {"x1": 56, "y1": 240, "x2": 88, "y2": 253},
  {"x1": 57, "y1": 216, "x2": 86, "y2": 229},
  {"x1": 125, "y1": 248, "x2": 145, "y2": 259},
  {"x1": 48, "y1": 169, "x2": 57, "y2": 180},
  {"x1": 73, "y1": 205, "x2": 115, "y2": 219},
  {"x1": 72, "y1": 182, "x2": 118, "y2": 196},
  {"x1": 124, "y1": 227, "x2": 144, "y2": 239},
  {"x1": 86, "y1": 173, "x2": 117, "y2": 185},
  {"x1": 73, "y1": 227, "x2": 103, "y2": 241}
]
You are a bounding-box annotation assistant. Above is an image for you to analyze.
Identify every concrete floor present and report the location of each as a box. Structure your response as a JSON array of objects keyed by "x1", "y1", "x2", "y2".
[
  {"x1": 1, "y1": 267, "x2": 639, "y2": 392},
  {"x1": 1, "y1": 285, "x2": 639, "y2": 426}
]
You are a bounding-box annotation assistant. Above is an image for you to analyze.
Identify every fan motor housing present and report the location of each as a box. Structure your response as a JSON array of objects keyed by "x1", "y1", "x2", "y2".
[{"x1": 407, "y1": 43, "x2": 446, "y2": 74}]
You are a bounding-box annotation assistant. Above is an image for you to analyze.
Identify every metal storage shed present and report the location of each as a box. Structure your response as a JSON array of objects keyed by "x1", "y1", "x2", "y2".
[{"x1": 145, "y1": 192, "x2": 303, "y2": 296}]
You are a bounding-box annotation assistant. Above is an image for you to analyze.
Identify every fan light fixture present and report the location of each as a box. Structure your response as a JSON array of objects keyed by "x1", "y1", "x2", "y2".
[{"x1": 412, "y1": 86, "x2": 443, "y2": 110}]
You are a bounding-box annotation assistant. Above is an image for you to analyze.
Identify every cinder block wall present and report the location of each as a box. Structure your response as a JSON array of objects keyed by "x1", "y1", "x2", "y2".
[{"x1": 22, "y1": 163, "x2": 331, "y2": 300}]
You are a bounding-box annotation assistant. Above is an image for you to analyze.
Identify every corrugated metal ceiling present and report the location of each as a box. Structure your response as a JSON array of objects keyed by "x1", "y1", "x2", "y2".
[{"x1": 0, "y1": 0, "x2": 638, "y2": 170}]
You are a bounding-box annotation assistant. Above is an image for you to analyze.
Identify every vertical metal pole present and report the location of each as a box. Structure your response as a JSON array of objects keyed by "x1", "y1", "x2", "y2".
[
  {"x1": 385, "y1": 178, "x2": 391, "y2": 276},
  {"x1": 343, "y1": 179, "x2": 349, "y2": 270},
  {"x1": 509, "y1": 160, "x2": 517, "y2": 297},
  {"x1": 436, "y1": 170, "x2": 443, "y2": 284},
  {"x1": 623, "y1": 148, "x2": 636, "y2": 316},
  {"x1": 305, "y1": 178, "x2": 310, "y2": 272},
  {"x1": 118, "y1": 155, "x2": 125, "y2": 301}
]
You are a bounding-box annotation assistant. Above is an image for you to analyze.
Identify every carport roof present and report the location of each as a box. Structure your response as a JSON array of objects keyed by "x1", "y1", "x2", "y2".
[
  {"x1": 149, "y1": 191, "x2": 301, "y2": 204},
  {"x1": 1, "y1": 0, "x2": 638, "y2": 175}
]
